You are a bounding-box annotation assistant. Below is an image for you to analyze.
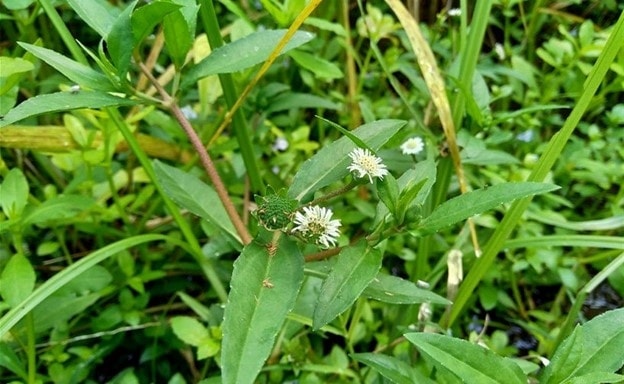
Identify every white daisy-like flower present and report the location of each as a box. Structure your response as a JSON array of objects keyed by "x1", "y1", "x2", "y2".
[
  {"x1": 347, "y1": 148, "x2": 388, "y2": 183},
  {"x1": 292, "y1": 205, "x2": 341, "y2": 248},
  {"x1": 400, "y1": 137, "x2": 425, "y2": 155}
]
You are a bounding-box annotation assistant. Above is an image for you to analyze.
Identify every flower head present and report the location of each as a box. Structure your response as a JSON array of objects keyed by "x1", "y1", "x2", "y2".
[
  {"x1": 292, "y1": 205, "x2": 341, "y2": 248},
  {"x1": 400, "y1": 137, "x2": 425, "y2": 155},
  {"x1": 347, "y1": 148, "x2": 388, "y2": 183}
]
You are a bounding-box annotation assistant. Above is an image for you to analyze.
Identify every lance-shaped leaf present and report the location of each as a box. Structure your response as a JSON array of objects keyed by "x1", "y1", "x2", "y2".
[
  {"x1": 221, "y1": 235, "x2": 304, "y2": 384},
  {"x1": 66, "y1": 0, "x2": 119, "y2": 37},
  {"x1": 0, "y1": 92, "x2": 136, "y2": 128},
  {"x1": 18, "y1": 43, "x2": 115, "y2": 92},
  {"x1": 352, "y1": 353, "x2": 434, "y2": 384},
  {"x1": 405, "y1": 332, "x2": 527, "y2": 384},
  {"x1": 416, "y1": 182, "x2": 560, "y2": 235},
  {"x1": 313, "y1": 241, "x2": 382, "y2": 330},
  {"x1": 289, "y1": 119, "x2": 405, "y2": 202},
  {"x1": 153, "y1": 160, "x2": 240, "y2": 244},
  {"x1": 540, "y1": 307, "x2": 624, "y2": 384},
  {"x1": 181, "y1": 29, "x2": 315, "y2": 88},
  {"x1": 363, "y1": 273, "x2": 450, "y2": 305}
]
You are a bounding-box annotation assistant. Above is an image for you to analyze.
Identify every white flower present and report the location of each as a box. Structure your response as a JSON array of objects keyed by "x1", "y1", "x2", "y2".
[
  {"x1": 272, "y1": 137, "x2": 289, "y2": 151},
  {"x1": 400, "y1": 137, "x2": 425, "y2": 155},
  {"x1": 448, "y1": 8, "x2": 462, "y2": 17},
  {"x1": 180, "y1": 105, "x2": 198, "y2": 120},
  {"x1": 347, "y1": 148, "x2": 388, "y2": 183},
  {"x1": 292, "y1": 205, "x2": 341, "y2": 248},
  {"x1": 494, "y1": 43, "x2": 505, "y2": 60}
]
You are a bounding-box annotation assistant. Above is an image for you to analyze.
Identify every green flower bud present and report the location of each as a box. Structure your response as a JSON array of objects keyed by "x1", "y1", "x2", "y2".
[{"x1": 255, "y1": 190, "x2": 297, "y2": 231}]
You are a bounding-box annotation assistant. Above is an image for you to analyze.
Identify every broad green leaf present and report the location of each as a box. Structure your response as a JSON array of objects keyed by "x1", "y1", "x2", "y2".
[
  {"x1": 363, "y1": 273, "x2": 450, "y2": 305},
  {"x1": 352, "y1": 353, "x2": 434, "y2": 384},
  {"x1": 153, "y1": 160, "x2": 240, "y2": 243},
  {"x1": 181, "y1": 29, "x2": 315, "y2": 88},
  {"x1": 376, "y1": 173, "x2": 399, "y2": 215},
  {"x1": 565, "y1": 372, "x2": 624, "y2": 384},
  {"x1": 0, "y1": 234, "x2": 169, "y2": 337},
  {"x1": 0, "y1": 168, "x2": 29, "y2": 219},
  {"x1": 66, "y1": 0, "x2": 119, "y2": 37},
  {"x1": 171, "y1": 316, "x2": 209, "y2": 346},
  {"x1": 0, "y1": 57, "x2": 34, "y2": 95},
  {"x1": 21, "y1": 195, "x2": 95, "y2": 226},
  {"x1": 417, "y1": 182, "x2": 560, "y2": 235},
  {"x1": 18, "y1": 43, "x2": 115, "y2": 91},
  {"x1": 313, "y1": 241, "x2": 382, "y2": 330},
  {"x1": 2, "y1": 0, "x2": 34, "y2": 10},
  {"x1": 131, "y1": 1, "x2": 181, "y2": 45},
  {"x1": 0, "y1": 91, "x2": 137, "y2": 128},
  {"x1": 163, "y1": 2, "x2": 198, "y2": 69},
  {"x1": 289, "y1": 50, "x2": 344, "y2": 79},
  {"x1": 0, "y1": 254, "x2": 36, "y2": 307},
  {"x1": 405, "y1": 332, "x2": 527, "y2": 384},
  {"x1": 265, "y1": 92, "x2": 340, "y2": 113},
  {"x1": 106, "y1": 1, "x2": 136, "y2": 78},
  {"x1": 221, "y1": 235, "x2": 304, "y2": 384},
  {"x1": 289, "y1": 119, "x2": 406, "y2": 202},
  {"x1": 541, "y1": 307, "x2": 624, "y2": 383},
  {"x1": 0, "y1": 342, "x2": 27, "y2": 380}
]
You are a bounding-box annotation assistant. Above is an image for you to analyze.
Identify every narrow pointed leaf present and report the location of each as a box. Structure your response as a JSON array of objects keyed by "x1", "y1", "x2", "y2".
[
  {"x1": 153, "y1": 160, "x2": 240, "y2": 243},
  {"x1": 221, "y1": 236, "x2": 304, "y2": 384},
  {"x1": 181, "y1": 29, "x2": 315, "y2": 88},
  {"x1": 18, "y1": 43, "x2": 115, "y2": 91},
  {"x1": 106, "y1": 1, "x2": 136, "y2": 78},
  {"x1": 405, "y1": 332, "x2": 526, "y2": 384},
  {"x1": 352, "y1": 353, "x2": 434, "y2": 384},
  {"x1": 363, "y1": 273, "x2": 450, "y2": 305},
  {"x1": 0, "y1": 92, "x2": 136, "y2": 128},
  {"x1": 313, "y1": 241, "x2": 382, "y2": 330},
  {"x1": 289, "y1": 119, "x2": 405, "y2": 202},
  {"x1": 131, "y1": 1, "x2": 181, "y2": 45},
  {"x1": 66, "y1": 0, "x2": 119, "y2": 37},
  {"x1": 417, "y1": 182, "x2": 560, "y2": 235}
]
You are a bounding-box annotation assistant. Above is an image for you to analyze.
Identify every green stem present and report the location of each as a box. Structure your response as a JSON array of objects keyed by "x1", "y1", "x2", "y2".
[
  {"x1": 26, "y1": 313, "x2": 36, "y2": 384},
  {"x1": 197, "y1": 0, "x2": 264, "y2": 194},
  {"x1": 38, "y1": 0, "x2": 89, "y2": 65},
  {"x1": 106, "y1": 108, "x2": 229, "y2": 302}
]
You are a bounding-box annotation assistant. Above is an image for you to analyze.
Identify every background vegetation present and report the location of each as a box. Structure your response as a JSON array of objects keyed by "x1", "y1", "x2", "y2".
[{"x1": 0, "y1": 0, "x2": 623, "y2": 383}]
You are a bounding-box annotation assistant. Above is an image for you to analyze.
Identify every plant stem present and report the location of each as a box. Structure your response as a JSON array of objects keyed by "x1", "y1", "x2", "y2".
[{"x1": 139, "y1": 63, "x2": 252, "y2": 245}]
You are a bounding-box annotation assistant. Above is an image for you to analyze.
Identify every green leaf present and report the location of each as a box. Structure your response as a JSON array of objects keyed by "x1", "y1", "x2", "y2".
[
  {"x1": 0, "y1": 168, "x2": 29, "y2": 219},
  {"x1": 182, "y1": 29, "x2": 315, "y2": 88},
  {"x1": 0, "y1": 234, "x2": 169, "y2": 337},
  {"x1": 153, "y1": 160, "x2": 240, "y2": 244},
  {"x1": 2, "y1": 0, "x2": 34, "y2": 10},
  {"x1": 131, "y1": 1, "x2": 182, "y2": 45},
  {"x1": 564, "y1": 372, "x2": 624, "y2": 384},
  {"x1": 289, "y1": 119, "x2": 405, "y2": 202},
  {"x1": 171, "y1": 316, "x2": 209, "y2": 347},
  {"x1": 0, "y1": 342, "x2": 27, "y2": 380},
  {"x1": 363, "y1": 273, "x2": 450, "y2": 305},
  {"x1": 0, "y1": 255, "x2": 36, "y2": 308},
  {"x1": 163, "y1": 2, "x2": 198, "y2": 69},
  {"x1": 66, "y1": 0, "x2": 119, "y2": 37},
  {"x1": 21, "y1": 195, "x2": 95, "y2": 226},
  {"x1": 541, "y1": 307, "x2": 624, "y2": 383},
  {"x1": 265, "y1": 92, "x2": 340, "y2": 113},
  {"x1": 313, "y1": 241, "x2": 382, "y2": 330},
  {"x1": 0, "y1": 91, "x2": 137, "y2": 128},
  {"x1": 18, "y1": 43, "x2": 115, "y2": 91},
  {"x1": 106, "y1": 1, "x2": 136, "y2": 78},
  {"x1": 351, "y1": 352, "x2": 434, "y2": 384},
  {"x1": 221, "y1": 235, "x2": 304, "y2": 384},
  {"x1": 0, "y1": 57, "x2": 34, "y2": 95},
  {"x1": 289, "y1": 50, "x2": 344, "y2": 80},
  {"x1": 377, "y1": 173, "x2": 399, "y2": 216},
  {"x1": 404, "y1": 332, "x2": 527, "y2": 384},
  {"x1": 417, "y1": 182, "x2": 560, "y2": 235}
]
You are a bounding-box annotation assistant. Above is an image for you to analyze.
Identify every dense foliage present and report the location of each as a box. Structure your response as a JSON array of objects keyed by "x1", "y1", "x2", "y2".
[{"x1": 0, "y1": 1, "x2": 623, "y2": 383}]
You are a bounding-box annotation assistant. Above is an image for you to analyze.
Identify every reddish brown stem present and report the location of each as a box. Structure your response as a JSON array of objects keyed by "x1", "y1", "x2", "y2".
[{"x1": 139, "y1": 63, "x2": 252, "y2": 245}]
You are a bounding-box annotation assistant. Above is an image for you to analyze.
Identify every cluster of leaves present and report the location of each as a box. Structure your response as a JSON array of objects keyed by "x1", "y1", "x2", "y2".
[{"x1": 0, "y1": 0, "x2": 623, "y2": 383}]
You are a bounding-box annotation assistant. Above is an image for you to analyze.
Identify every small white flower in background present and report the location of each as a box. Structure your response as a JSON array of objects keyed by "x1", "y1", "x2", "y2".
[
  {"x1": 69, "y1": 84, "x2": 81, "y2": 94},
  {"x1": 272, "y1": 137, "x2": 289, "y2": 152},
  {"x1": 400, "y1": 136, "x2": 425, "y2": 155},
  {"x1": 347, "y1": 148, "x2": 388, "y2": 183},
  {"x1": 494, "y1": 43, "x2": 506, "y2": 60},
  {"x1": 448, "y1": 8, "x2": 462, "y2": 17},
  {"x1": 292, "y1": 205, "x2": 341, "y2": 248},
  {"x1": 180, "y1": 105, "x2": 198, "y2": 120}
]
